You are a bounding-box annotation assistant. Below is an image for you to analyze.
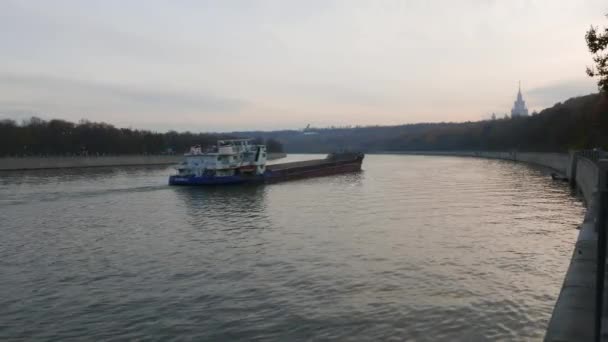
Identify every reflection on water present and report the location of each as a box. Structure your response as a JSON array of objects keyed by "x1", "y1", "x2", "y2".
[
  {"x1": 174, "y1": 183, "x2": 267, "y2": 209},
  {"x1": 0, "y1": 164, "x2": 166, "y2": 184},
  {"x1": 0, "y1": 155, "x2": 584, "y2": 341},
  {"x1": 174, "y1": 185, "x2": 270, "y2": 231}
]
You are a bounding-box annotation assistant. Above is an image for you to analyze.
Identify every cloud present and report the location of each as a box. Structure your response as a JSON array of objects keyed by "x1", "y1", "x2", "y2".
[
  {"x1": 0, "y1": 72, "x2": 246, "y2": 118},
  {"x1": 0, "y1": 0, "x2": 606, "y2": 130},
  {"x1": 526, "y1": 78, "x2": 598, "y2": 109}
]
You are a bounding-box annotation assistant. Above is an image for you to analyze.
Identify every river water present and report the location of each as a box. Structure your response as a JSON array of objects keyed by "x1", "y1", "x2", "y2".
[{"x1": 0, "y1": 155, "x2": 584, "y2": 341}]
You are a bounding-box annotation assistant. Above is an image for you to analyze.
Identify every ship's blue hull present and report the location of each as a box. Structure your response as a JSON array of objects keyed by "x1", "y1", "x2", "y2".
[{"x1": 168, "y1": 174, "x2": 264, "y2": 185}]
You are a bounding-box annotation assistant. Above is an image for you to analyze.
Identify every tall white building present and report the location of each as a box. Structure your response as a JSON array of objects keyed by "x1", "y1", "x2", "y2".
[{"x1": 511, "y1": 82, "x2": 529, "y2": 117}]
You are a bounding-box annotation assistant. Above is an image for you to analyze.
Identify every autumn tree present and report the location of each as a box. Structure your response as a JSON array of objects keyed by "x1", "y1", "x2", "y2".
[{"x1": 586, "y1": 15, "x2": 608, "y2": 93}]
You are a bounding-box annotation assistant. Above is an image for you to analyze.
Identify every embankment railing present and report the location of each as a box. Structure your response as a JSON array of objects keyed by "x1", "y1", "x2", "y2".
[{"x1": 545, "y1": 149, "x2": 608, "y2": 342}]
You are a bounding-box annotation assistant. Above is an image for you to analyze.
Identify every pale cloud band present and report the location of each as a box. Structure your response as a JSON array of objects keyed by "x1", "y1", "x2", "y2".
[{"x1": 0, "y1": 0, "x2": 604, "y2": 131}]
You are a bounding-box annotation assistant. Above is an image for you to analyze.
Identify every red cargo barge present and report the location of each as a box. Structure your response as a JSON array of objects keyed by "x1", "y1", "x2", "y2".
[{"x1": 266, "y1": 152, "x2": 364, "y2": 183}]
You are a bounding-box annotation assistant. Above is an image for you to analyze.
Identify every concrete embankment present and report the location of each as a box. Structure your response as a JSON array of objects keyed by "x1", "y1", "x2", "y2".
[
  {"x1": 0, "y1": 153, "x2": 288, "y2": 171},
  {"x1": 544, "y1": 155, "x2": 599, "y2": 342},
  {"x1": 392, "y1": 150, "x2": 603, "y2": 341}
]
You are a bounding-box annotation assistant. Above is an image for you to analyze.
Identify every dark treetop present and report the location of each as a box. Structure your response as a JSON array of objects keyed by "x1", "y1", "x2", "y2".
[{"x1": 0, "y1": 118, "x2": 283, "y2": 157}]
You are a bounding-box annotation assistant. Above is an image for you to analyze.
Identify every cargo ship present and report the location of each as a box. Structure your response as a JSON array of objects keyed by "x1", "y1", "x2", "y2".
[{"x1": 168, "y1": 139, "x2": 364, "y2": 186}]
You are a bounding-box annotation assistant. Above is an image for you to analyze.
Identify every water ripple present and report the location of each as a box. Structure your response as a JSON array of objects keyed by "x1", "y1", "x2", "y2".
[{"x1": 0, "y1": 155, "x2": 584, "y2": 341}]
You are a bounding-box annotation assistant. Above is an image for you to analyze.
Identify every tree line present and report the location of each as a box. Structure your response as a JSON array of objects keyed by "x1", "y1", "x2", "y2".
[
  {"x1": 0, "y1": 93, "x2": 603, "y2": 157},
  {"x1": 237, "y1": 93, "x2": 608, "y2": 153},
  {"x1": 0, "y1": 117, "x2": 283, "y2": 157}
]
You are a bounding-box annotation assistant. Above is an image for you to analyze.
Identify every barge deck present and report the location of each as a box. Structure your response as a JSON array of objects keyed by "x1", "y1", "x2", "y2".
[{"x1": 266, "y1": 153, "x2": 364, "y2": 182}]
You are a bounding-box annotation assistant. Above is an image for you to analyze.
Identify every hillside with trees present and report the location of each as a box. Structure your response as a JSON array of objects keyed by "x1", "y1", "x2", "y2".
[
  {"x1": 236, "y1": 93, "x2": 608, "y2": 153},
  {"x1": 0, "y1": 93, "x2": 605, "y2": 157}
]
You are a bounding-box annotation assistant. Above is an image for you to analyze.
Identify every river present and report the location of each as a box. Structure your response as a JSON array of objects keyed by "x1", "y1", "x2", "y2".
[{"x1": 0, "y1": 154, "x2": 584, "y2": 341}]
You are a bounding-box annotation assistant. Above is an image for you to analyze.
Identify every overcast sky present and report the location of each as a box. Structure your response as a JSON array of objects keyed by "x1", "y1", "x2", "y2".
[{"x1": 0, "y1": 0, "x2": 605, "y2": 132}]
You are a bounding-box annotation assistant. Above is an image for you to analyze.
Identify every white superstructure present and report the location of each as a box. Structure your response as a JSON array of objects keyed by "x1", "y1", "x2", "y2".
[{"x1": 175, "y1": 139, "x2": 267, "y2": 178}]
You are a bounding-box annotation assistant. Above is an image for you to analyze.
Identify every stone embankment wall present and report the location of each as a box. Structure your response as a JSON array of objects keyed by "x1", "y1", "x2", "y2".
[
  {"x1": 544, "y1": 154, "x2": 600, "y2": 341},
  {"x1": 576, "y1": 157, "x2": 599, "y2": 203},
  {"x1": 0, "y1": 153, "x2": 288, "y2": 171}
]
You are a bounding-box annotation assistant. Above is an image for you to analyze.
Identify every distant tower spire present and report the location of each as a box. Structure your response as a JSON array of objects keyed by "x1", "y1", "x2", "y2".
[{"x1": 511, "y1": 81, "x2": 529, "y2": 117}]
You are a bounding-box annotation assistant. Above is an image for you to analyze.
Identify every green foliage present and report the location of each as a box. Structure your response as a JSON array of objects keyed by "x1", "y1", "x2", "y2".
[{"x1": 586, "y1": 15, "x2": 608, "y2": 92}]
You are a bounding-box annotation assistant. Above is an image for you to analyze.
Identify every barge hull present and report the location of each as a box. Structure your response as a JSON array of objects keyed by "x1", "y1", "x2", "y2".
[
  {"x1": 169, "y1": 175, "x2": 257, "y2": 185},
  {"x1": 265, "y1": 158, "x2": 363, "y2": 183}
]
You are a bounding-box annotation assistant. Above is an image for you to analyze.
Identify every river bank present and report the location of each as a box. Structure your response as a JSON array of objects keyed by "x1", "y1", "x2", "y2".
[{"x1": 0, "y1": 153, "x2": 287, "y2": 171}]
